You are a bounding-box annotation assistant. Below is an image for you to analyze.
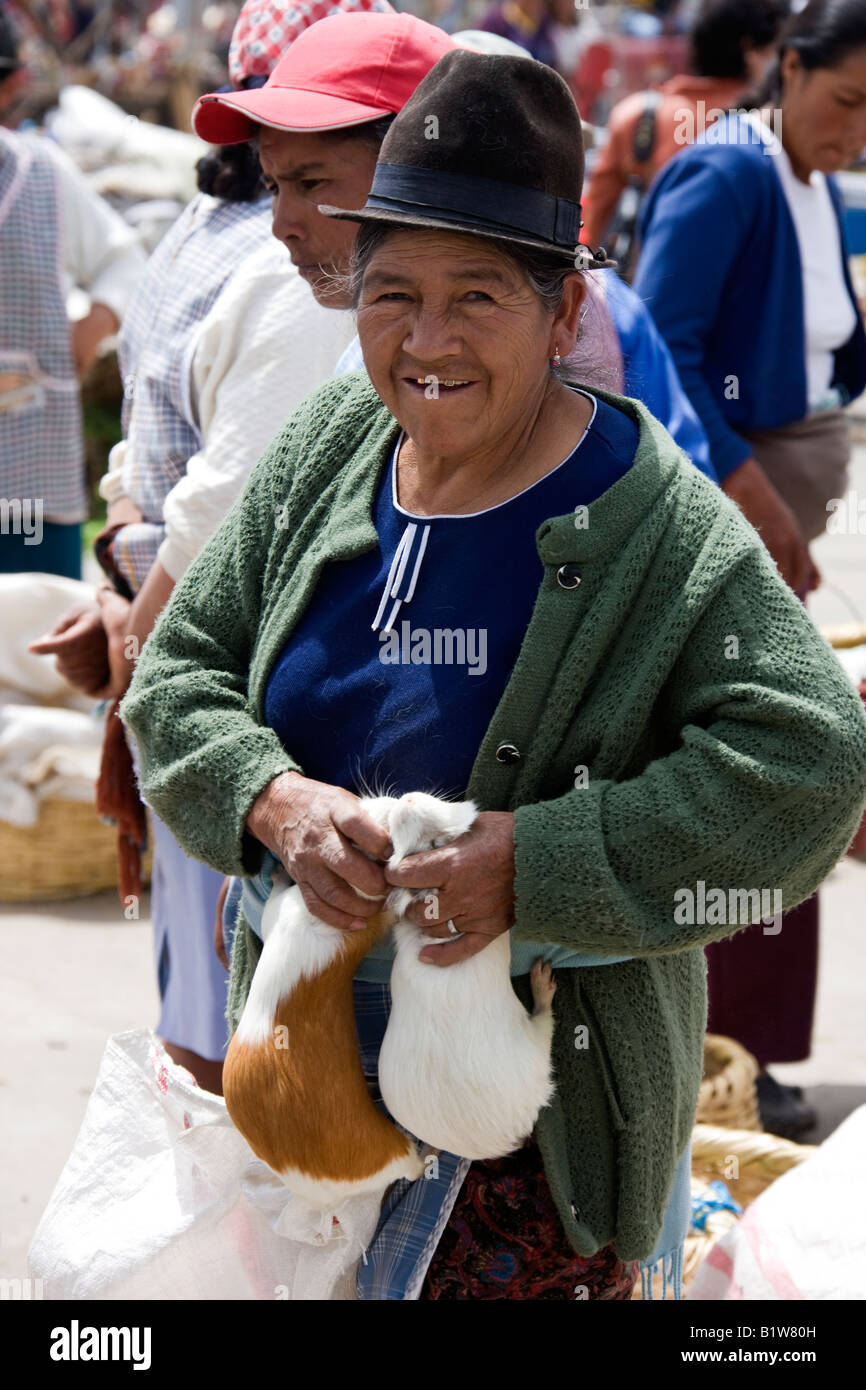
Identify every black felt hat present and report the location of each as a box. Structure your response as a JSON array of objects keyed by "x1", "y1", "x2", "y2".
[{"x1": 320, "y1": 49, "x2": 613, "y2": 268}]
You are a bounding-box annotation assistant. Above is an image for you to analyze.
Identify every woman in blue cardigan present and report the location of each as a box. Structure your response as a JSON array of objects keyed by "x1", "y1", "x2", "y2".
[{"x1": 634, "y1": 0, "x2": 866, "y2": 1135}]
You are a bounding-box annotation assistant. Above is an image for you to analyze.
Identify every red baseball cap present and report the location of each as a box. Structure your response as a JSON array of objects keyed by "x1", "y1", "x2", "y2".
[{"x1": 193, "y1": 12, "x2": 457, "y2": 146}]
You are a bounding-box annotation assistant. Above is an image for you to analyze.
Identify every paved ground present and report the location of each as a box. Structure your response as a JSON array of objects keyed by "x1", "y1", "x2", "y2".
[
  {"x1": 2, "y1": 442, "x2": 866, "y2": 1284},
  {"x1": 0, "y1": 887, "x2": 158, "y2": 1281}
]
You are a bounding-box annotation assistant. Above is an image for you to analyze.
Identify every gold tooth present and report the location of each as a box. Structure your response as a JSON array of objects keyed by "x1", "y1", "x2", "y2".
[{"x1": 410, "y1": 378, "x2": 470, "y2": 387}]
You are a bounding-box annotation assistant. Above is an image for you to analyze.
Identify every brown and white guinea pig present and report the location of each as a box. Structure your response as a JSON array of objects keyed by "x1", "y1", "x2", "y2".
[{"x1": 223, "y1": 792, "x2": 556, "y2": 1211}]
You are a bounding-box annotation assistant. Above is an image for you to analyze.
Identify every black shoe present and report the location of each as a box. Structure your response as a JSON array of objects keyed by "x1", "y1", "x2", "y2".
[
  {"x1": 776, "y1": 1078, "x2": 805, "y2": 1100},
  {"x1": 755, "y1": 1072, "x2": 817, "y2": 1139},
  {"x1": 756, "y1": 1071, "x2": 805, "y2": 1103}
]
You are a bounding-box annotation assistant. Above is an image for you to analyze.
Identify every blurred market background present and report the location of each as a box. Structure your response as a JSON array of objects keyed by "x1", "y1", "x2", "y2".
[
  {"x1": 2, "y1": 0, "x2": 864, "y2": 550},
  {"x1": 3, "y1": 0, "x2": 866, "y2": 554}
]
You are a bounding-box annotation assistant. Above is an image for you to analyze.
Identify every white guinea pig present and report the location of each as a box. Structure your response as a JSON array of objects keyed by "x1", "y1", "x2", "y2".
[{"x1": 378, "y1": 791, "x2": 557, "y2": 1160}]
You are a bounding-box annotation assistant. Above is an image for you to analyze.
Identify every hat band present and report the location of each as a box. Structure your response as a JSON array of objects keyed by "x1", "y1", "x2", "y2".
[{"x1": 368, "y1": 163, "x2": 583, "y2": 248}]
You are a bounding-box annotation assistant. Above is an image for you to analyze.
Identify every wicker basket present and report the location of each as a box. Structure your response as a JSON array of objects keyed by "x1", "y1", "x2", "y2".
[
  {"x1": 821, "y1": 621, "x2": 866, "y2": 650},
  {"x1": 691, "y1": 1122, "x2": 816, "y2": 1207},
  {"x1": 683, "y1": 1124, "x2": 816, "y2": 1292},
  {"x1": 0, "y1": 799, "x2": 151, "y2": 903},
  {"x1": 696, "y1": 1032, "x2": 761, "y2": 1131}
]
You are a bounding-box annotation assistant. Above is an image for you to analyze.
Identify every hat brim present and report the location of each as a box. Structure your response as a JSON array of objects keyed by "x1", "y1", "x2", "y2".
[
  {"x1": 319, "y1": 202, "x2": 616, "y2": 268},
  {"x1": 192, "y1": 87, "x2": 393, "y2": 146}
]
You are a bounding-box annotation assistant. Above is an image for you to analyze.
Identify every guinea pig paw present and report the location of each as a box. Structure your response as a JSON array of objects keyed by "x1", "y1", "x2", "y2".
[
  {"x1": 385, "y1": 886, "x2": 414, "y2": 917},
  {"x1": 530, "y1": 958, "x2": 557, "y2": 1011}
]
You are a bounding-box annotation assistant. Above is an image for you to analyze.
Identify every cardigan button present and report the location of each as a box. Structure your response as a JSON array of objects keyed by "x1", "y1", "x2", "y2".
[
  {"x1": 495, "y1": 742, "x2": 521, "y2": 765},
  {"x1": 571, "y1": 1203, "x2": 581, "y2": 1221},
  {"x1": 556, "y1": 564, "x2": 582, "y2": 589}
]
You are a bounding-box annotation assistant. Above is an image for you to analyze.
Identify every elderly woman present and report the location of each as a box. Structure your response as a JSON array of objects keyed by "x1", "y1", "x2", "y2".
[{"x1": 120, "y1": 51, "x2": 866, "y2": 1301}]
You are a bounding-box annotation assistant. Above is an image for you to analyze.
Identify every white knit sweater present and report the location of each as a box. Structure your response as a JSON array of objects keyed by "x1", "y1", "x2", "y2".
[{"x1": 99, "y1": 234, "x2": 355, "y2": 581}]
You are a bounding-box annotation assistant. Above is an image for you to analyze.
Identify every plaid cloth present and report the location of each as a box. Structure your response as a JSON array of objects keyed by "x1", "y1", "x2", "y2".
[
  {"x1": 352, "y1": 980, "x2": 473, "y2": 1301},
  {"x1": 229, "y1": 0, "x2": 395, "y2": 86},
  {"x1": 0, "y1": 129, "x2": 85, "y2": 523},
  {"x1": 111, "y1": 195, "x2": 274, "y2": 593},
  {"x1": 334, "y1": 335, "x2": 365, "y2": 376}
]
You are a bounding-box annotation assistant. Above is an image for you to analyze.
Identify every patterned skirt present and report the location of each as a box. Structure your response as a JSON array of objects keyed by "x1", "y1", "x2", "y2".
[{"x1": 421, "y1": 1135, "x2": 639, "y2": 1301}]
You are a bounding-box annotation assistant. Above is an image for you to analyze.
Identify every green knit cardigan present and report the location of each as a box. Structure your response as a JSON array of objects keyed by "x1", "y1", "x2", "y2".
[{"x1": 120, "y1": 372, "x2": 866, "y2": 1263}]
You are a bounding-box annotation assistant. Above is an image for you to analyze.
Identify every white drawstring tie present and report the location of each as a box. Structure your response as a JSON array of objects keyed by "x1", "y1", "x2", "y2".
[{"x1": 371, "y1": 521, "x2": 431, "y2": 634}]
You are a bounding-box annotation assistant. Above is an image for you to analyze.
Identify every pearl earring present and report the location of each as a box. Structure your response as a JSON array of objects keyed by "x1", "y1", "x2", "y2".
[{"x1": 553, "y1": 347, "x2": 561, "y2": 367}]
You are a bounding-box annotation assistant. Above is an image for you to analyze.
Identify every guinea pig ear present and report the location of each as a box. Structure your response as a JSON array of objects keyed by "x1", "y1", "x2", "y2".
[{"x1": 387, "y1": 802, "x2": 424, "y2": 865}]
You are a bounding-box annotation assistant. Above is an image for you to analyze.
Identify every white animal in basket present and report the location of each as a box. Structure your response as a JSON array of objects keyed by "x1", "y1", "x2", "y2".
[{"x1": 223, "y1": 791, "x2": 557, "y2": 1209}]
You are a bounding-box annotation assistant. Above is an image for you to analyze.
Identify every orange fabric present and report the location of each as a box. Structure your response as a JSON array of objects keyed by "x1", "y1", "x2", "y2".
[
  {"x1": 581, "y1": 75, "x2": 747, "y2": 250},
  {"x1": 95, "y1": 699, "x2": 148, "y2": 905}
]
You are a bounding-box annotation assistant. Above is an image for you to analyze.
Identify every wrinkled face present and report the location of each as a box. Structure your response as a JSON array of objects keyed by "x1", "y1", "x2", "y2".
[
  {"x1": 781, "y1": 47, "x2": 866, "y2": 175},
  {"x1": 357, "y1": 228, "x2": 574, "y2": 462},
  {"x1": 258, "y1": 126, "x2": 377, "y2": 308}
]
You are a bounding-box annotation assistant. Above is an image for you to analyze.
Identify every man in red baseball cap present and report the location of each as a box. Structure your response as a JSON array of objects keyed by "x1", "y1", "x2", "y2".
[{"x1": 193, "y1": 12, "x2": 456, "y2": 308}]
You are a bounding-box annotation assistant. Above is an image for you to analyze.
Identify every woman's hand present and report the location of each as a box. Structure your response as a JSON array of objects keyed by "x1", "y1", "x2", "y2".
[
  {"x1": 28, "y1": 600, "x2": 110, "y2": 695},
  {"x1": 384, "y1": 811, "x2": 516, "y2": 967},
  {"x1": 246, "y1": 772, "x2": 393, "y2": 932},
  {"x1": 92, "y1": 586, "x2": 136, "y2": 700},
  {"x1": 71, "y1": 303, "x2": 119, "y2": 377},
  {"x1": 722, "y1": 458, "x2": 816, "y2": 595}
]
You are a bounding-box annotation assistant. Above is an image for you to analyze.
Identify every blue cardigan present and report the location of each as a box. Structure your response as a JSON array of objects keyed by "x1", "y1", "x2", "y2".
[{"x1": 634, "y1": 114, "x2": 866, "y2": 481}]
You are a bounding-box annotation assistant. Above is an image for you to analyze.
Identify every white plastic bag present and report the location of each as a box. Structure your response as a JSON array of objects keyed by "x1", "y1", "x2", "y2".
[
  {"x1": 687, "y1": 1105, "x2": 866, "y2": 1300},
  {"x1": 28, "y1": 1030, "x2": 382, "y2": 1301}
]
